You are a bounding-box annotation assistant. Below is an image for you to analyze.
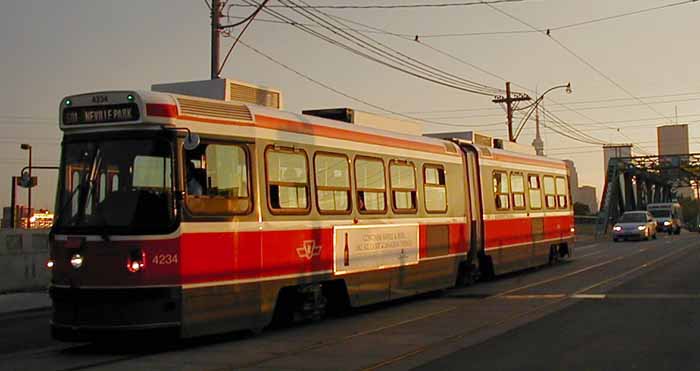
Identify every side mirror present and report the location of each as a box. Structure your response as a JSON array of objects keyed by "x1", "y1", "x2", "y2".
[{"x1": 184, "y1": 133, "x2": 200, "y2": 151}]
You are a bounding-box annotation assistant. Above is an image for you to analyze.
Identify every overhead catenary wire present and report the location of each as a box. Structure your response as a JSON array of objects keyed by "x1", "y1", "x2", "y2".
[
  {"x1": 485, "y1": 2, "x2": 672, "y2": 123},
  {"x1": 315, "y1": 10, "x2": 617, "y2": 147},
  {"x1": 281, "y1": 0, "x2": 505, "y2": 95},
  {"x1": 230, "y1": 0, "x2": 524, "y2": 10},
  {"x1": 241, "y1": 0, "x2": 507, "y2": 96},
  {"x1": 237, "y1": 40, "x2": 481, "y2": 129}
]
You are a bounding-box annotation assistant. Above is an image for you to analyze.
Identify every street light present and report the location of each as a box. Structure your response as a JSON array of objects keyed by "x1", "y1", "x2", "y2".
[
  {"x1": 20, "y1": 144, "x2": 32, "y2": 229},
  {"x1": 512, "y1": 82, "x2": 572, "y2": 141}
]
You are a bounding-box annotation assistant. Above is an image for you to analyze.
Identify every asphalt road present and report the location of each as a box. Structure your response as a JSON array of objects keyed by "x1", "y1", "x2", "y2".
[{"x1": 1, "y1": 232, "x2": 698, "y2": 370}]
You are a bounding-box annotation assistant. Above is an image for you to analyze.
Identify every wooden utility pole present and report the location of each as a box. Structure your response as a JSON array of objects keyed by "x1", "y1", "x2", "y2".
[
  {"x1": 211, "y1": 0, "x2": 222, "y2": 79},
  {"x1": 492, "y1": 82, "x2": 531, "y2": 142}
]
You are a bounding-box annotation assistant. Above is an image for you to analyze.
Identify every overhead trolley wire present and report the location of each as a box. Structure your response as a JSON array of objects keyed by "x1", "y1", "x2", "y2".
[
  {"x1": 485, "y1": 2, "x2": 672, "y2": 123},
  {"x1": 230, "y1": 0, "x2": 524, "y2": 10},
  {"x1": 242, "y1": 0, "x2": 508, "y2": 96},
  {"x1": 238, "y1": 40, "x2": 483, "y2": 130}
]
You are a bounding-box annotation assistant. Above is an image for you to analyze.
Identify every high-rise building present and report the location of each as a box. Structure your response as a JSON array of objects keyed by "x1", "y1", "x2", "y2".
[
  {"x1": 603, "y1": 144, "x2": 633, "y2": 173},
  {"x1": 657, "y1": 124, "x2": 693, "y2": 199},
  {"x1": 577, "y1": 186, "x2": 599, "y2": 214},
  {"x1": 657, "y1": 124, "x2": 689, "y2": 156}
]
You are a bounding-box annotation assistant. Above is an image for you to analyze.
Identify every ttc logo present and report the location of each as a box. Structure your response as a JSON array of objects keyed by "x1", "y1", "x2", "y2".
[{"x1": 297, "y1": 240, "x2": 322, "y2": 260}]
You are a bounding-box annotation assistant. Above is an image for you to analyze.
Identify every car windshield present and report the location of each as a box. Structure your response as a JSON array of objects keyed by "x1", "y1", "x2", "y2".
[
  {"x1": 54, "y1": 137, "x2": 175, "y2": 234},
  {"x1": 619, "y1": 213, "x2": 646, "y2": 223},
  {"x1": 649, "y1": 209, "x2": 670, "y2": 218}
]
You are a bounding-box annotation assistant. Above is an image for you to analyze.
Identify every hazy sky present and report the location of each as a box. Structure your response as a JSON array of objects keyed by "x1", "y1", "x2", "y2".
[{"x1": 1, "y1": 0, "x2": 699, "y2": 211}]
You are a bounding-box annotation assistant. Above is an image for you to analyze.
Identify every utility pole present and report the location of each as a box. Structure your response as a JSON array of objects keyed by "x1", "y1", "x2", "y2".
[
  {"x1": 492, "y1": 82, "x2": 531, "y2": 142},
  {"x1": 211, "y1": 0, "x2": 222, "y2": 79}
]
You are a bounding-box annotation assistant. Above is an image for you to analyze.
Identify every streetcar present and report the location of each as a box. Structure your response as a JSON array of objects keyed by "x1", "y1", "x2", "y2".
[{"x1": 48, "y1": 79, "x2": 574, "y2": 340}]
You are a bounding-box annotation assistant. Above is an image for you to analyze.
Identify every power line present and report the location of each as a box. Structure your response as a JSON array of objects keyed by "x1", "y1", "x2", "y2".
[
  {"x1": 317, "y1": 11, "x2": 618, "y2": 146},
  {"x1": 238, "y1": 40, "x2": 478, "y2": 130},
  {"x1": 245, "y1": 0, "x2": 506, "y2": 96},
  {"x1": 419, "y1": 0, "x2": 699, "y2": 38},
  {"x1": 230, "y1": 0, "x2": 524, "y2": 10},
  {"x1": 486, "y1": 2, "x2": 672, "y2": 123}
]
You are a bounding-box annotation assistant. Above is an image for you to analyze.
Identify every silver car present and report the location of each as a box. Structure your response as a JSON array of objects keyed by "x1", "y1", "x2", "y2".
[{"x1": 612, "y1": 211, "x2": 658, "y2": 242}]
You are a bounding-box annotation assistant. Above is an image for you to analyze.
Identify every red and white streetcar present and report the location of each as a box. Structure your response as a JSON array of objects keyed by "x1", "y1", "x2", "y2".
[{"x1": 48, "y1": 79, "x2": 574, "y2": 340}]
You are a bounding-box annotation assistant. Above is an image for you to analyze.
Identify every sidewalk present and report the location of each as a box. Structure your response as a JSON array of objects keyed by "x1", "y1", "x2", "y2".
[{"x1": 0, "y1": 291, "x2": 50, "y2": 315}]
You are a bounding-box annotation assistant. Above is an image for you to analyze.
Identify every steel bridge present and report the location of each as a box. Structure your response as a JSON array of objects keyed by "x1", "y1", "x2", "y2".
[{"x1": 596, "y1": 153, "x2": 700, "y2": 235}]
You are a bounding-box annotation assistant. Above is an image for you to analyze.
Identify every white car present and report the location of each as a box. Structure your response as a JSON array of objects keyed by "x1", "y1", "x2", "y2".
[{"x1": 612, "y1": 211, "x2": 658, "y2": 242}]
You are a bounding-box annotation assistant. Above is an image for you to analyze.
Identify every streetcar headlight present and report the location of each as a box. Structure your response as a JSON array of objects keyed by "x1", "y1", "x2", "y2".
[
  {"x1": 46, "y1": 259, "x2": 54, "y2": 269},
  {"x1": 637, "y1": 225, "x2": 646, "y2": 231},
  {"x1": 70, "y1": 254, "x2": 83, "y2": 269},
  {"x1": 570, "y1": 227, "x2": 576, "y2": 233},
  {"x1": 126, "y1": 249, "x2": 146, "y2": 273},
  {"x1": 613, "y1": 225, "x2": 622, "y2": 232},
  {"x1": 664, "y1": 221, "x2": 671, "y2": 226}
]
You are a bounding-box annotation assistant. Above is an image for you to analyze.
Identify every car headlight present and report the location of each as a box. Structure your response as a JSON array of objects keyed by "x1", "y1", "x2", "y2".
[
  {"x1": 613, "y1": 226, "x2": 622, "y2": 232},
  {"x1": 637, "y1": 225, "x2": 646, "y2": 231},
  {"x1": 664, "y1": 221, "x2": 671, "y2": 226}
]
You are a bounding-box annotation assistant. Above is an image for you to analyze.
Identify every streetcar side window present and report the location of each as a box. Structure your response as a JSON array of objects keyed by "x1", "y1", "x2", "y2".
[
  {"x1": 186, "y1": 143, "x2": 251, "y2": 215},
  {"x1": 389, "y1": 160, "x2": 417, "y2": 213},
  {"x1": 493, "y1": 171, "x2": 510, "y2": 210},
  {"x1": 424, "y1": 165, "x2": 447, "y2": 213},
  {"x1": 527, "y1": 174, "x2": 542, "y2": 209},
  {"x1": 556, "y1": 176, "x2": 568, "y2": 209},
  {"x1": 510, "y1": 172, "x2": 525, "y2": 210},
  {"x1": 314, "y1": 152, "x2": 351, "y2": 214},
  {"x1": 543, "y1": 175, "x2": 556, "y2": 209},
  {"x1": 355, "y1": 157, "x2": 386, "y2": 213},
  {"x1": 266, "y1": 147, "x2": 310, "y2": 214}
]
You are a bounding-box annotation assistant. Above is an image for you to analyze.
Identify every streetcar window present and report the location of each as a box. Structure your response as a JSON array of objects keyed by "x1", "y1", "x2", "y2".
[
  {"x1": 556, "y1": 176, "x2": 568, "y2": 208},
  {"x1": 424, "y1": 165, "x2": 447, "y2": 213},
  {"x1": 133, "y1": 156, "x2": 172, "y2": 188},
  {"x1": 355, "y1": 157, "x2": 386, "y2": 213},
  {"x1": 510, "y1": 172, "x2": 525, "y2": 210},
  {"x1": 186, "y1": 144, "x2": 251, "y2": 215},
  {"x1": 390, "y1": 161, "x2": 417, "y2": 213},
  {"x1": 266, "y1": 147, "x2": 309, "y2": 213},
  {"x1": 543, "y1": 176, "x2": 556, "y2": 209},
  {"x1": 314, "y1": 153, "x2": 351, "y2": 214},
  {"x1": 527, "y1": 174, "x2": 542, "y2": 209},
  {"x1": 493, "y1": 171, "x2": 509, "y2": 210}
]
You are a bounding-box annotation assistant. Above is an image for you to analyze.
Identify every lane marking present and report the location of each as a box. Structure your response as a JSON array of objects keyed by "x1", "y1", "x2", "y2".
[
  {"x1": 493, "y1": 255, "x2": 627, "y2": 298},
  {"x1": 576, "y1": 251, "x2": 603, "y2": 259},
  {"x1": 501, "y1": 294, "x2": 566, "y2": 300},
  {"x1": 576, "y1": 243, "x2": 599, "y2": 251},
  {"x1": 497, "y1": 293, "x2": 700, "y2": 300},
  {"x1": 573, "y1": 245, "x2": 694, "y2": 296},
  {"x1": 570, "y1": 294, "x2": 605, "y2": 299}
]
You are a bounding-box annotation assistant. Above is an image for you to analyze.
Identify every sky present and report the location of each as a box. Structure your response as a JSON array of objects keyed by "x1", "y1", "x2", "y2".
[{"x1": 1, "y1": 0, "x2": 699, "y2": 211}]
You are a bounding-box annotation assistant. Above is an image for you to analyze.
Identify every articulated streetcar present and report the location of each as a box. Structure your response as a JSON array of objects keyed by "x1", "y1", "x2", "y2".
[{"x1": 48, "y1": 79, "x2": 574, "y2": 340}]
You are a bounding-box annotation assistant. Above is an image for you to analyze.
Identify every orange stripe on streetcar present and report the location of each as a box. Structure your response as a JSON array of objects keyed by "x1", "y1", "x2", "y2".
[{"x1": 148, "y1": 104, "x2": 455, "y2": 156}]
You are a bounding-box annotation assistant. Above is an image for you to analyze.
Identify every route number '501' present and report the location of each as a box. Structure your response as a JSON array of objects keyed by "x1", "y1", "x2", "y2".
[{"x1": 152, "y1": 254, "x2": 178, "y2": 265}]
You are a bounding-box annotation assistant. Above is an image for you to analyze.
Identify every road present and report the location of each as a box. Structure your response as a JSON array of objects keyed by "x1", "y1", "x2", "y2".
[{"x1": 2, "y1": 232, "x2": 699, "y2": 371}]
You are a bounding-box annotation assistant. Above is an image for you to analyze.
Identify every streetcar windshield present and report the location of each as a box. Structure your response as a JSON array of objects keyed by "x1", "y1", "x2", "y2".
[
  {"x1": 54, "y1": 136, "x2": 176, "y2": 234},
  {"x1": 649, "y1": 209, "x2": 670, "y2": 218},
  {"x1": 619, "y1": 212, "x2": 646, "y2": 223}
]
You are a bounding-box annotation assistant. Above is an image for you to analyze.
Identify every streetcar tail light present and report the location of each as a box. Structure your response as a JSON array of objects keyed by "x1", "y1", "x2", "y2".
[{"x1": 127, "y1": 249, "x2": 146, "y2": 273}]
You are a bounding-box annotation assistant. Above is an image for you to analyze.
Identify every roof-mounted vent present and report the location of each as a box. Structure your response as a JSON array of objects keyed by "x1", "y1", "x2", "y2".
[
  {"x1": 302, "y1": 108, "x2": 422, "y2": 136},
  {"x1": 177, "y1": 97, "x2": 253, "y2": 122},
  {"x1": 152, "y1": 78, "x2": 282, "y2": 109}
]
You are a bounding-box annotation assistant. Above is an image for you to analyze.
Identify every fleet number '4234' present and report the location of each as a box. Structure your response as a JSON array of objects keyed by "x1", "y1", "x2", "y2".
[{"x1": 152, "y1": 254, "x2": 178, "y2": 265}]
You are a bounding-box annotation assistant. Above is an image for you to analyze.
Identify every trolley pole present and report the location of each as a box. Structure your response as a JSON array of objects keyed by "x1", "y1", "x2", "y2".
[
  {"x1": 211, "y1": 0, "x2": 222, "y2": 79},
  {"x1": 492, "y1": 82, "x2": 531, "y2": 142}
]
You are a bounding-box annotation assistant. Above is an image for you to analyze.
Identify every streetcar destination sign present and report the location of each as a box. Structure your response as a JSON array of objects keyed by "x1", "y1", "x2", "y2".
[{"x1": 63, "y1": 103, "x2": 139, "y2": 125}]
